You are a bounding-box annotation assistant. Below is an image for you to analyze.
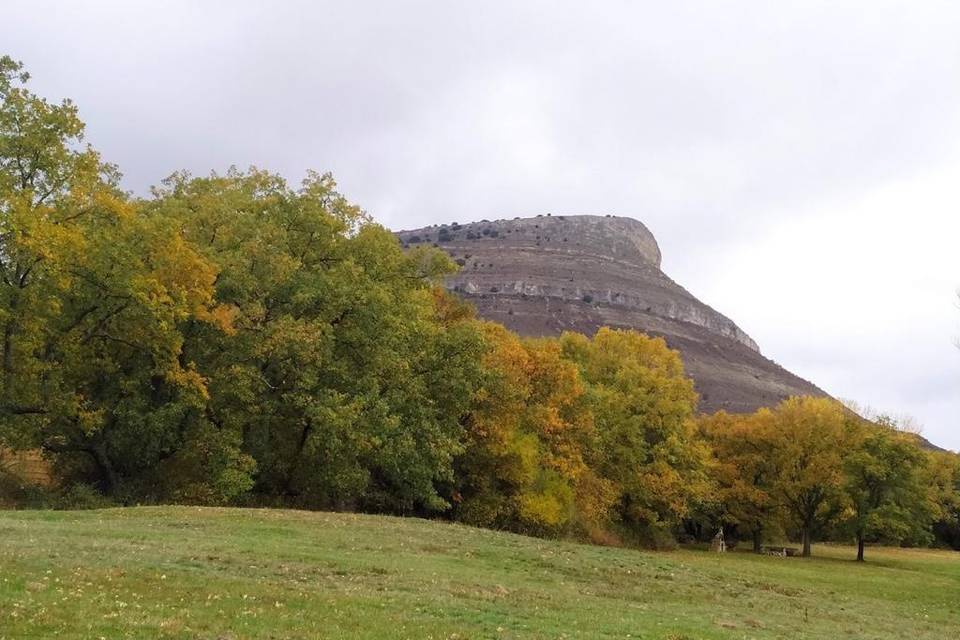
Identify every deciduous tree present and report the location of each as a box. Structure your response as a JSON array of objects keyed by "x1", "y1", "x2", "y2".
[
  {"x1": 0, "y1": 56, "x2": 246, "y2": 501},
  {"x1": 560, "y1": 328, "x2": 705, "y2": 545},
  {"x1": 454, "y1": 323, "x2": 614, "y2": 535},
  {"x1": 699, "y1": 409, "x2": 780, "y2": 552},
  {"x1": 149, "y1": 169, "x2": 486, "y2": 512},
  {"x1": 766, "y1": 397, "x2": 852, "y2": 557},
  {"x1": 842, "y1": 420, "x2": 934, "y2": 561}
]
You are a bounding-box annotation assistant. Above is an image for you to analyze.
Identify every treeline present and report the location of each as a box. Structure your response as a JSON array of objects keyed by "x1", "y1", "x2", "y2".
[
  {"x1": 1, "y1": 56, "x2": 958, "y2": 556},
  {"x1": 699, "y1": 401, "x2": 960, "y2": 558}
]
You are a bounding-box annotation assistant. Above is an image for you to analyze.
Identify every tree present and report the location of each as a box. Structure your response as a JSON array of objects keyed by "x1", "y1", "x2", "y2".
[
  {"x1": 454, "y1": 322, "x2": 614, "y2": 536},
  {"x1": 0, "y1": 56, "x2": 248, "y2": 501},
  {"x1": 925, "y1": 450, "x2": 960, "y2": 550},
  {"x1": 699, "y1": 409, "x2": 780, "y2": 552},
  {"x1": 765, "y1": 397, "x2": 852, "y2": 557},
  {"x1": 0, "y1": 58, "x2": 487, "y2": 509},
  {"x1": 149, "y1": 169, "x2": 487, "y2": 512},
  {"x1": 560, "y1": 328, "x2": 706, "y2": 545},
  {"x1": 842, "y1": 420, "x2": 934, "y2": 561}
]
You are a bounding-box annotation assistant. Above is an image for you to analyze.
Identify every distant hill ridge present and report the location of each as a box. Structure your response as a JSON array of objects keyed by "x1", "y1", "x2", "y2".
[{"x1": 396, "y1": 214, "x2": 827, "y2": 414}]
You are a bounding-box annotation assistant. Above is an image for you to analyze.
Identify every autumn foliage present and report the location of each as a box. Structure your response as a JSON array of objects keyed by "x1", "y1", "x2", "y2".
[{"x1": 2, "y1": 56, "x2": 958, "y2": 553}]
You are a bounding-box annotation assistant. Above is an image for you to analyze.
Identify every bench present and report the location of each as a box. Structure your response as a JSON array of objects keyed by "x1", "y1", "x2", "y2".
[{"x1": 761, "y1": 546, "x2": 801, "y2": 557}]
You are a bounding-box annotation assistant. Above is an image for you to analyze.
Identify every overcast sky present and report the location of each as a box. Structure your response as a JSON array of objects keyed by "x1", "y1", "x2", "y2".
[{"x1": 5, "y1": 1, "x2": 959, "y2": 449}]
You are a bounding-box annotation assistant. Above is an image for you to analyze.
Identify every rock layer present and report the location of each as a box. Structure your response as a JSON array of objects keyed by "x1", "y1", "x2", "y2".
[{"x1": 396, "y1": 215, "x2": 827, "y2": 414}]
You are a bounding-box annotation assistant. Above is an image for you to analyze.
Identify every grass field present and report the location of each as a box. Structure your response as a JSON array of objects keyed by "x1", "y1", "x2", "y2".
[{"x1": 0, "y1": 507, "x2": 957, "y2": 639}]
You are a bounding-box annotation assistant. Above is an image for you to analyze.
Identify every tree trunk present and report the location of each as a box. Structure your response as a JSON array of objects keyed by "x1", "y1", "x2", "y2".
[
  {"x1": 3, "y1": 282, "x2": 20, "y2": 382},
  {"x1": 753, "y1": 529, "x2": 762, "y2": 553},
  {"x1": 90, "y1": 444, "x2": 119, "y2": 495},
  {"x1": 283, "y1": 419, "x2": 314, "y2": 497},
  {"x1": 2, "y1": 322, "x2": 12, "y2": 376},
  {"x1": 801, "y1": 527, "x2": 812, "y2": 557},
  {"x1": 856, "y1": 534, "x2": 865, "y2": 562}
]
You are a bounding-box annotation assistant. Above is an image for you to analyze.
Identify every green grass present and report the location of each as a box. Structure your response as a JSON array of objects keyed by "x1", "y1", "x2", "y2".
[{"x1": 0, "y1": 507, "x2": 957, "y2": 639}]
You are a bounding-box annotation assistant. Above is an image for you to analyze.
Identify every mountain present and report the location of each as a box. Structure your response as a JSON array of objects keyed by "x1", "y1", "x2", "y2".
[{"x1": 396, "y1": 214, "x2": 827, "y2": 414}]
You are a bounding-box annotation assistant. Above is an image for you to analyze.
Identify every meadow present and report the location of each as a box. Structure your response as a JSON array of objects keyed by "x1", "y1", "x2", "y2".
[{"x1": 0, "y1": 507, "x2": 956, "y2": 639}]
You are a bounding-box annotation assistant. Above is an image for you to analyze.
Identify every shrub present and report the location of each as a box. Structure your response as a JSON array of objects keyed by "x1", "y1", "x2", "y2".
[
  {"x1": 57, "y1": 483, "x2": 116, "y2": 510},
  {"x1": 0, "y1": 472, "x2": 56, "y2": 509}
]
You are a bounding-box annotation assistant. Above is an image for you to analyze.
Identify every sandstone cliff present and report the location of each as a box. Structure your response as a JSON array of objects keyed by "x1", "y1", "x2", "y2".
[{"x1": 396, "y1": 214, "x2": 827, "y2": 414}]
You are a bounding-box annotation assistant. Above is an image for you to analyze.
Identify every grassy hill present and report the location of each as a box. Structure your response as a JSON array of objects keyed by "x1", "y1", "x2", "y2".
[{"x1": 0, "y1": 507, "x2": 957, "y2": 639}]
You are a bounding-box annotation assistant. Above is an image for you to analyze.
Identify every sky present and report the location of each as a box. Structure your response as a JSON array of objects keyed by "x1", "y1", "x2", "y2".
[{"x1": 4, "y1": 1, "x2": 959, "y2": 449}]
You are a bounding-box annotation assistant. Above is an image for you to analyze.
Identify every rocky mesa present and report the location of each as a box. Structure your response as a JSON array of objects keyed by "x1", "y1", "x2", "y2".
[{"x1": 396, "y1": 214, "x2": 827, "y2": 414}]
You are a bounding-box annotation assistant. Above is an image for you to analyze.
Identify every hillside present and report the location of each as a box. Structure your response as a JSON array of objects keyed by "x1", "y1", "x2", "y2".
[
  {"x1": 0, "y1": 507, "x2": 957, "y2": 639},
  {"x1": 397, "y1": 215, "x2": 826, "y2": 414}
]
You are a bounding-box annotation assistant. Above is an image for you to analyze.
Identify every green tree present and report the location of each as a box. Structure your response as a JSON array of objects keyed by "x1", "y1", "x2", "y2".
[
  {"x1": 842, "y1": 420, "x2": 934, "y2": 561},
  {"x1": 0, "y1": 56, "x2": 250, "y2": 501},
  {"x1": 0, "y1": 58, "x2": 485, "y2": 509},
  {"x1": 149, "y1": 168, "x2": 486, "y2": 512}
]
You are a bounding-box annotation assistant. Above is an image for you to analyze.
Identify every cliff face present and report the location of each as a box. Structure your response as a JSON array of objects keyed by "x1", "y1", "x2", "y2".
[{"x1": 396, "y1": 214, "x2": 827, "y2": 414}]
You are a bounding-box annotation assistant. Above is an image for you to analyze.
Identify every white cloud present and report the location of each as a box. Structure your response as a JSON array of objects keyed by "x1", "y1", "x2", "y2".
[{"x1": 677, "y1": 160, "x2": 960, "y2": 448}]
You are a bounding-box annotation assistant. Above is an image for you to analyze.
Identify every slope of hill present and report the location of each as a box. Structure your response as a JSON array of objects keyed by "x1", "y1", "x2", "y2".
[
  {"x1": 0, "y1": 507, "x2": 957, "y2": 639},
  {"x1": 397, "y1": 215, "x2": 826, "y2": 414}
]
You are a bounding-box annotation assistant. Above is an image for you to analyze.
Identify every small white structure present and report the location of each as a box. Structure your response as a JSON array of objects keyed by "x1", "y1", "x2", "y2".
[{"x1": 711, "y1": 527, "x2": 726, "y2": 553}]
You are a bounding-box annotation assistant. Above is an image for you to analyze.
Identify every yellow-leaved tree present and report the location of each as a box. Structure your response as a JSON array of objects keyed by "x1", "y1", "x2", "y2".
[
  {"x1": 764, "y1": 397, "x2": 855, "y2": 557},
  {"x1": 699, "y1": 409, "x2": 781, "y2": 552},
  {"x1": 560, "y1": 328, "x2": 705, "y2": 546},
  {"x1": 454, "y1": 322, "x2": 616, "y2": 536}
]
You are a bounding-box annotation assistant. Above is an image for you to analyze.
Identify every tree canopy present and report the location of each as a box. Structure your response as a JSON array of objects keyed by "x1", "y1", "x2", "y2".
[{"x1": 2, "y1": 55, "x2": 957, "y2": 556}]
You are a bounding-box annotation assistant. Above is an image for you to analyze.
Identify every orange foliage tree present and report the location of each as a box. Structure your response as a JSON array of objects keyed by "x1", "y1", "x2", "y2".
[{"x1": 453, "y1": 322, "x2": 614, "y2": 536}]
